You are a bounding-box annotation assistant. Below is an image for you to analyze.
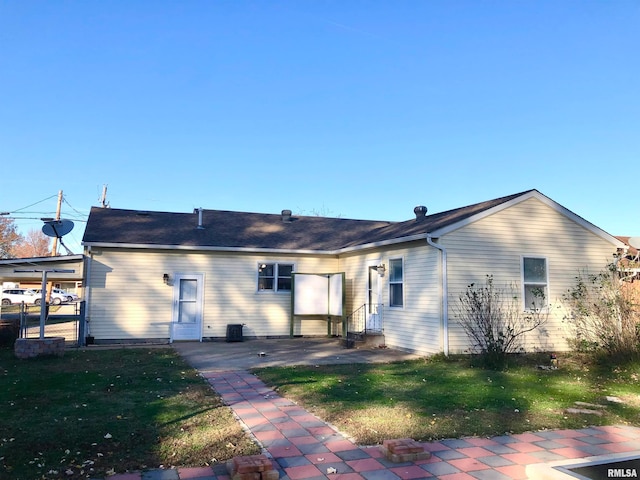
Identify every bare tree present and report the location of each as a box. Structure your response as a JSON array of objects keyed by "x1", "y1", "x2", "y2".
[{"x1": 12, "y1": 229, "x2": 51, "y2": 258}]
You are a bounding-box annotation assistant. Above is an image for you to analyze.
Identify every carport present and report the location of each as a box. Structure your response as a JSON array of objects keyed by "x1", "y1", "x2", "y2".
[
  {"x1": 0, "y1": 255, "x2": 86, "y2": 347},
  {"x1": 0, "y1": 254, "x2": 85, "y2": 291}
]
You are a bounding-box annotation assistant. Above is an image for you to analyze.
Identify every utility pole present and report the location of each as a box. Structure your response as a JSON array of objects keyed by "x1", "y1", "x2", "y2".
[
  {"x1": 100, "y1": 184, "x2": 109, "y2": 208},
  {"x1": 47, "y1": 190, "x2": 63, "y2": 305},
  {"x1": 50, "y1": 190, "x2": 63, "y2": 256}
]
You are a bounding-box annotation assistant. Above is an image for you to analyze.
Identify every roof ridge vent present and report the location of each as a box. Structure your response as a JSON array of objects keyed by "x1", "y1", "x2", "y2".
[
  {"x1": 414, "y1": 205, "x2": 428, "y2": 219},
  {"x1": 281, "y1": 209, "x2": 292, "y2": 222}
]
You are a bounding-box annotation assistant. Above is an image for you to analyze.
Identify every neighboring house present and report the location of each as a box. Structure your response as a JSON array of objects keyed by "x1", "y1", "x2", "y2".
[
  {"x1": 81, "y1": 189, "x2": 625, "y2": 355},
  {"x1": 615, "y1": 237, "x2": 640, "y2": 303},
  {"x1": 616, "y1": 236, "x2": 640, "y2": 275}
]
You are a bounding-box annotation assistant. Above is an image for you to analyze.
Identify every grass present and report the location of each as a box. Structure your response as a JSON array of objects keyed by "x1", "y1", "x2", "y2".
[
  {"x1": 0, "y1": 347, "x2": 259, "y2": 480},
  {"x1": 2, "y1": 346, "x2": 639, "y2": 479},
  {"x1": 254, "y1": 353, "x2": 640, "y2": 445}
]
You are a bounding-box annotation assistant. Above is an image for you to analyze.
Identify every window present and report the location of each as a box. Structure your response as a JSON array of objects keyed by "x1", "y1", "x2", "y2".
[
  {"x1": 389, "y1": 258, "x2": 404, "y2": 307},
  {"x1": 277, "y1": 264, "x2": 293, "y2": 291},
  {"x1": 522, "y1": 257, "x2": 548, "y2": 310},
  {"x1": 258, "y1": 263, "x2": 293, "y2": 292}
]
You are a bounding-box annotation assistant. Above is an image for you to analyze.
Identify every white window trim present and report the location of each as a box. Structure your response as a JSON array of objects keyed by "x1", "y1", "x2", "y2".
[
  {"x1": 520, "y1": 255, "x2": 549, "y2": 311},
  {"x1": 257, "y1": 262, "x2": 295, "y2": 293},
  {"x1": 388, "y1": 256, "x2": 405, "y2": 309}
]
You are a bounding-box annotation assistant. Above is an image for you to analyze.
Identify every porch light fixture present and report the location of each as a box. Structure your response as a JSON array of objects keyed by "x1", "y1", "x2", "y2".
[
  {"x1": 376, "y1": 264, "x2": 386, "y2": 276},
  {"x1": 163, "y1": 273, "x2": 170, "y2": 285}
]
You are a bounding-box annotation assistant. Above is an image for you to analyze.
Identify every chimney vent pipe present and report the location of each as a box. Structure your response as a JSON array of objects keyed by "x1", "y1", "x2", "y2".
[
  {"x1": 194, "y1": 208, "x2": 204, "y2": 229},
  {"x1": 281, "y1": 209, "x2": 292, "y2": 222}
]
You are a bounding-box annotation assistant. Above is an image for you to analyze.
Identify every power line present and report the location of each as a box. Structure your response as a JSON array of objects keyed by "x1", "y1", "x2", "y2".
[
  {"x1": 10, "y1": 194, "x2": 59, "y2": 213},
  {"x1": 62, "y1": 196, "x2": 89, "y2": 218},
  {"x1": 0, "y1": 215, "x2": 87, "y2": 222}
]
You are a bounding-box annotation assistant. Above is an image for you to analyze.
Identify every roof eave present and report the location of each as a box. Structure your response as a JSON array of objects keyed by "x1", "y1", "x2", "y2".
[
  {"x1": 82, "y1": 233, "x2": 430, "y2": 256},
  {"x1": 83, "y1": 241, "x2": 339, "y2": 256},
  {"x1": 334, "y1": 233, "x2": 429, "y2": 254}
]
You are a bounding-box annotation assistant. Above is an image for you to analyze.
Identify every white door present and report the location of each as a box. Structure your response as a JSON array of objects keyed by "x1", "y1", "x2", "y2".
[
  {"x1": 366, "y1": 264, "x2": 383, "y2": 332},
  {"x1": 171, "y1": 274, "x2": 203, "y2": 342}
]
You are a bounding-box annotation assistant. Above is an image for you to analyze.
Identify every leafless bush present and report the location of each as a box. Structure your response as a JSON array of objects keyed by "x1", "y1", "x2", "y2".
[{"x1": 455, "y1": 275, "x2": 548, "y2": 369}]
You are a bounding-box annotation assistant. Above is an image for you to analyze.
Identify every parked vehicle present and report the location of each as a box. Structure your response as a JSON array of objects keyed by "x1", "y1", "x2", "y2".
[
  {"x1": 31, "y1": 288, "x2": 73, "y2": 305},
  {"x1": 1, "y1": 288, "x2": 38, "y2": 306},
  {"x1": 57, "y1": 289, "x2": 79, "y2": 302}
]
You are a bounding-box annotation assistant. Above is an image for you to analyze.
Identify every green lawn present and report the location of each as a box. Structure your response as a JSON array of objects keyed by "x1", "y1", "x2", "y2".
[
  {"x1": 2, "y1": 347, "x2": 639, "y2": 480},
  {"x1": 255, "y1": 354, "x2": 640, "y2": 445},
  {"x1": 0, "y1": 347, "x2": 259, "y2": 480}
]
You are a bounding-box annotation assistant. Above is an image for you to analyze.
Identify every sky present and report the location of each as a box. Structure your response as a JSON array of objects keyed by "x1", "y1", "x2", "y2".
[{"x1": 1, "y1": 1, "x2": 639, "y2": 255}]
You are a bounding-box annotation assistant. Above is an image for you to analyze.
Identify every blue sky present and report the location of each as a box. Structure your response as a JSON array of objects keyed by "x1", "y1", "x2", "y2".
[{"x1": 1, "y1": 1, "x2": 639, "y2": 254}]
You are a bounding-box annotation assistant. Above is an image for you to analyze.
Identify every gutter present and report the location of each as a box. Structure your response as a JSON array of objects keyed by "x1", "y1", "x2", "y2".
[
  {"x1": 426, "y1": 235, "x2": 449, "y2": 356},
  {"x1": 81, "y1": 233, "x2": 429, "y2": 256}
]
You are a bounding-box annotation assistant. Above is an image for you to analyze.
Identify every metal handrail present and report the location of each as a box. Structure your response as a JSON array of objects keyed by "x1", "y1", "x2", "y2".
[{"x1": 344, "y1": 303, "x2": 383, "y2": 338}]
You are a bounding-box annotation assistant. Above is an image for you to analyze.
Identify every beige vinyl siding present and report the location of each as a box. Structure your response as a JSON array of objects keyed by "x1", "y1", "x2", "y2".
[
  {"x1": 204, "y1": 254, "x2": 338, "y2": 338},
  {"x1": 87, "y1": 249, "x2": 175, "y2": 340},
  {"x1": 338, "y1": 241, "x2": 442, "y2": 356},
  {"x1": 382, "y1": 243, "x2": 442, "y2": 355},
  {"x1": 338, "y1": 250, "x2": 384, "y2": 315},
  {"x1": 87, "y1": 248, "x2": 338, "y2": 341},
  {"x1": 442, "y1": 197, "x2": 618, "y2": 353}
]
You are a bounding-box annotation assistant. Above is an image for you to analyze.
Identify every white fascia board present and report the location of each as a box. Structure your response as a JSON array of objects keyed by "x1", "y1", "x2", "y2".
[
  {"x1": 334, "y1": 233, "x2": 428, "y2": 254},
  {"x1": 82, "y1": 233, "x2": 429, "y2": 256},
  {"x1": 82, "y1": 242, "x2": 338, "y2": 256},
  {"x1": 427, "y1": 190, "x2": 626, "y2": 248}
]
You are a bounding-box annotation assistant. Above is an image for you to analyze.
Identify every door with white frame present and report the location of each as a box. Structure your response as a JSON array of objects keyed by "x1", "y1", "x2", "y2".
[
  {"x1": 366, "y1": 262, "x2": 383, "y2": 332},
  {"x1": 171, "y1": 273, "x2": 204, "y2": 342}
]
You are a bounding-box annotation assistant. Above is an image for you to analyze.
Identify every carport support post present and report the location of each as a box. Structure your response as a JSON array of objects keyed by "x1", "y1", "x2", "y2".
[{"x1": 39, "y1": 271, "x2": 48, "y2": 339}]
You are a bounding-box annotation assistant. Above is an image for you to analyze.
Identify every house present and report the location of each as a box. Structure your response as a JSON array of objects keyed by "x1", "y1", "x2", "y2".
[{"x1": 81, "y1": 189, "x2": 625, "y2": 355}]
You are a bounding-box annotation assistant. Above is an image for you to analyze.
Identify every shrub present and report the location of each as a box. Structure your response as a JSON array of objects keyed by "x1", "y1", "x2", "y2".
[
  {"x1": 455, "y1": 275, "x2": 548, "y2": 369},
  {"x1": 0, "y1": 319, "x2": 19, "y2": 348},
  {"x1": 563, "y1": 264, "x2": 640, "y2": 361}
]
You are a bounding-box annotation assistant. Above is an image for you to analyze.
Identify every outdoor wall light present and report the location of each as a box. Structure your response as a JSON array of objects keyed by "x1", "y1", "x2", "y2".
[
  {"x1": 163, "y1": 273, "x2": 170, "y2": 285},
  {"x1": 376, "y1": 264, "x2": 386, "y2": 276}
]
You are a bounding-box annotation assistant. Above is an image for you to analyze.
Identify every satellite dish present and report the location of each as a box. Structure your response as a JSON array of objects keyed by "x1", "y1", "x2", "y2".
[
  {"x1": 42, "y1": 219, "x2": 74, "y2": 238},
  {"x1": 629, "y1": 237, "x2": 640, "y2": 249}
]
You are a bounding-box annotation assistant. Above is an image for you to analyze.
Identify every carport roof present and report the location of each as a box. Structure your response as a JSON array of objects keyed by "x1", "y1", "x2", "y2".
[
  {"x1": 82, "y1": 190, "x2": 535, "y2": 252},
  {"x1": 0, "y1": 255, "x2": 85, "y2": 282}
]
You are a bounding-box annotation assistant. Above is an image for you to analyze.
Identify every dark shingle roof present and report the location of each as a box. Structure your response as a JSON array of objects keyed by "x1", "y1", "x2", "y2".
[{"x1": 82, "y1": 190, "x2": 534, "y2": 251}]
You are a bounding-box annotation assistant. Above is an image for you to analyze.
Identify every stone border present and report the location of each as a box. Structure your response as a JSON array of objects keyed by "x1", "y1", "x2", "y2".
[{"x1": 15, "y1": 337, "x2": 66, "y2": 359}]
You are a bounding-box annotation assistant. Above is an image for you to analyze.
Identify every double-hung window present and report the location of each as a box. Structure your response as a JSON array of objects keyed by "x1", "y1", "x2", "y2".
[
  {"x1": 522, "y1": 256, "x2": 548, "y2": 310},
  {"x1": 389, "y1": 258, "x2": 404, "y2": 307},
  {"x1": 258, "y1": 263, "x2": 293, "y2": 292}
]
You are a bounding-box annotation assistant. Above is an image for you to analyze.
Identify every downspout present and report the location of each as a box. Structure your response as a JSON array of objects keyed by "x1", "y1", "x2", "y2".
[
  {"x1": 84, "y1": 246, "x2": 93, "y2": 340},
  {"x1": 426, "y1": 235, "x2": 448, "y2": 356}
]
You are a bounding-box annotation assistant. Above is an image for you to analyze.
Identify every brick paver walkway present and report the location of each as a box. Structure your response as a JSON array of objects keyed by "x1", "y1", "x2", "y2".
[{"x1": 106, "y1": 370, "x2": 640, "y2": 480}]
